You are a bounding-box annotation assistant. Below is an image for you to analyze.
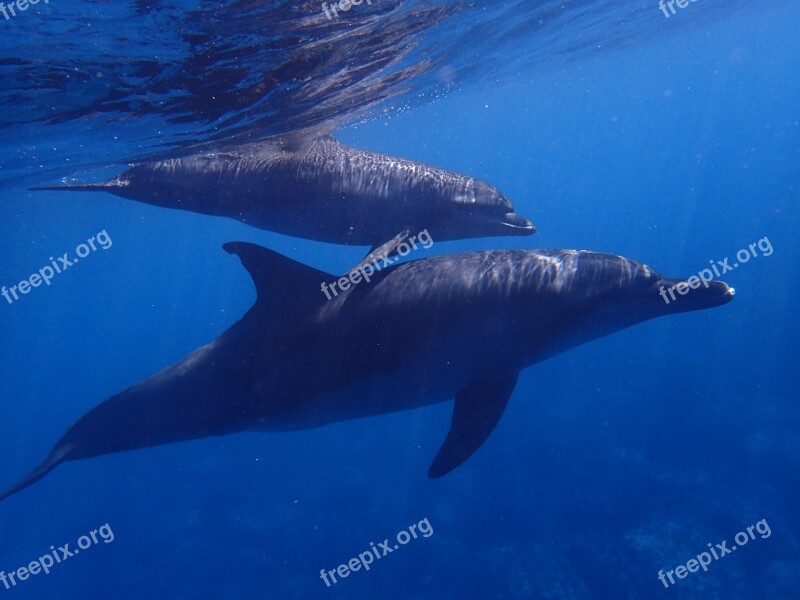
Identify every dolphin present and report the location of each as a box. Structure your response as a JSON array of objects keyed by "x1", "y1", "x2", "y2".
[
  {"x1": 31, "y1": 135, "x2": 534, "y2": 264},
  {"x1": 0, "y1": 244, "x2": 733, "y2": 501}
]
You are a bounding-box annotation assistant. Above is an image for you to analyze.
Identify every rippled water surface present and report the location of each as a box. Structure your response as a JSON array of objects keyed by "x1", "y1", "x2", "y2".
[{"x1": 1, "y1": 1, "x2": 798, "y2": 599}]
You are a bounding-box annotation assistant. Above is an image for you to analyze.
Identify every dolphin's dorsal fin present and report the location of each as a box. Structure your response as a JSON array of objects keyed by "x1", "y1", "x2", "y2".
[
  {"x1": 428, "y1": 371, "x2": 519, "y2": 478},
  {"x1": 348, "y1": 229, "x2": 412, "y2": 275},
  {"x1": 274, "y1": 123, "x2": 338, "y2": 153},
  {"x1": 223, "y1": 242, "x2": 334, "y2": 314}
]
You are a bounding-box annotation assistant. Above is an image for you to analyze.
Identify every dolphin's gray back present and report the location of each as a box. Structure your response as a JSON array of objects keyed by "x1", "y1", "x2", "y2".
[
  {"x1": 110, "y1": 136, "x2": 475, "y2": 243},
  {"x1": 332, "y1": 249, "x2": 657, "y2": 319},
  {"x1": 290, "y1": 135, "x2": 471, "y2": 205},
  {"x1": 261, "y1": 250, "x2": 648, "y2": 403}
]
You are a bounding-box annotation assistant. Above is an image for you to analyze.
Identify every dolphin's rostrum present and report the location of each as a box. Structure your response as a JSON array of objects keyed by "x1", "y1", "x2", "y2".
[
  {"x1": 0, "y1": 243, "x2": 733, "y2": 502},
  {"x1": 32, "y1": 135, "x2": 534, "y2": 264}
]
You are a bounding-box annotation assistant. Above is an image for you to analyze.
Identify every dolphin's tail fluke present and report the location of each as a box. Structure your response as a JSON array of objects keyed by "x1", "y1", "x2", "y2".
[{"x1": 0, "y1": 444, "x2": 71, "y2": 502}]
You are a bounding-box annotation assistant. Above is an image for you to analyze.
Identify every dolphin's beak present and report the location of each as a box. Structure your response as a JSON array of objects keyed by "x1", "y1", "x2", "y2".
[
  {"x1": 656, "y1": 278, "x2": 734, "y2": 312},
  {"x1": 499, "y1": 212, "x2": 536, "y2": 234}
]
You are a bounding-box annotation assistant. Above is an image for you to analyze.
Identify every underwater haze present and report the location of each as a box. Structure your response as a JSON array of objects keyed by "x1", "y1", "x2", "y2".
[{"x1": 1, "y1": 1, "x2": 799, "y2": 598}]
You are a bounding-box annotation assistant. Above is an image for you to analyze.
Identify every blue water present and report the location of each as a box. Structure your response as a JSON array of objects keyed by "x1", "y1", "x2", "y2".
[{"x1": 1, "y1": 1, "x2": 799, "y2": 598}]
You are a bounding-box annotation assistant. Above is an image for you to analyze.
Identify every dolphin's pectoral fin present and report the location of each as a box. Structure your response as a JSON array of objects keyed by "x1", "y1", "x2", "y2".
[
  {"x1": 428, "y1": 371, "x2": 519, "y2": 478},
  {"x1": 349, "y1": 229, "x2": 412, "y2": 274}
]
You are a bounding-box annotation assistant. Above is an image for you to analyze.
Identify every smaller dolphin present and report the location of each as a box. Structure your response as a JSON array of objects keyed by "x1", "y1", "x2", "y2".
[
  {"x1": 0, "y1": 244, "x2": 732, "y2": 502},
  {"x1": 32, "y1": 135, "x2": 534, "y2": 264}
]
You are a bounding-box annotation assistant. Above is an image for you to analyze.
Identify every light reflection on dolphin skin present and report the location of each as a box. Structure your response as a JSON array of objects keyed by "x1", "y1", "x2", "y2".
[{"x1": 0, "y1": 245, "x2": 732, "y2": 501}]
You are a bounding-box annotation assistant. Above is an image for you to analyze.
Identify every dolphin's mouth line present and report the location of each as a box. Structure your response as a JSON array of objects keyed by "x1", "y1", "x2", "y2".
[
  {"x1": 651, "y1": 278, "x2": 735, "y2": 309},
  {"x1": 659, "y1": 279, "x2": 736, "y2": 293},
  {"x1": 498, "y1": 212, "x2": 535, "y2": 232}
]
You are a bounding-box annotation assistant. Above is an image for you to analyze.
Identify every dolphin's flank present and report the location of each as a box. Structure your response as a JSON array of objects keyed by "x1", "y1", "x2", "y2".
[
  {"x1": 31, "y1": 135, "x2": 534, "y2": 266},
  {"x1": 0, "y1": 245, "x2": 733, "y2": 501}
]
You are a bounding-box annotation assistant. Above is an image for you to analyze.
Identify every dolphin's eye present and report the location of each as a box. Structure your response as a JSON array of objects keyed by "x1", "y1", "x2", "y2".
[
  {"x1": 492, "y1": 198, "x2": 513, "y2": 214},
  {"x1": 472, "y1": 180, "x2": 513, "y2": 211}
]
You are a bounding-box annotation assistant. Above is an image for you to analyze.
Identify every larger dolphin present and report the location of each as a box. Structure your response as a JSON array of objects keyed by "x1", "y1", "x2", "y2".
[
  {"x1": 0, "y1": 244, "x2": 733, "y2": 501},
  {"x1": 32, "y1": 136, "x2": 534, "y2": 263}
]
